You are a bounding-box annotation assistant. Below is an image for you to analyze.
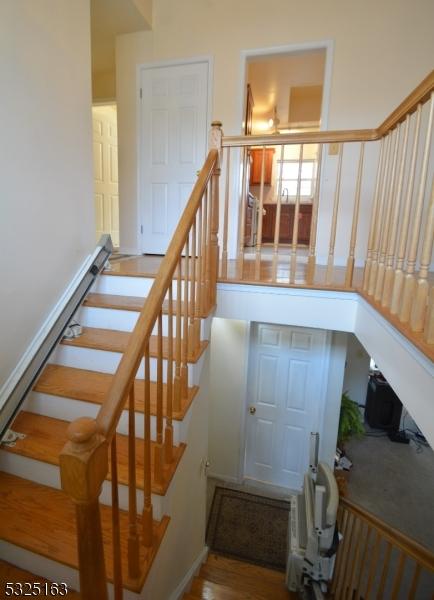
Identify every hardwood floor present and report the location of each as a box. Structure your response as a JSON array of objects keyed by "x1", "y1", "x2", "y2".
[
  {"x1": 105, "y1": 253, "x2": 363, "y2": 291},
  {"x1": 183, "y1": 553, "x2": 296, "y2": 600}
]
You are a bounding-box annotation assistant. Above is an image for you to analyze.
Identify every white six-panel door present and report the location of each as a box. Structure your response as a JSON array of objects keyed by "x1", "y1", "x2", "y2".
[
  {"x1": 139, "y1": 61, "x2": 209, "y2": 254},
  {"x1": 92, "y1": 105, "x2": 120, "y2": 247},
  {"x1": 245, "y1": 323, "x2": 329, "y2": 490}
]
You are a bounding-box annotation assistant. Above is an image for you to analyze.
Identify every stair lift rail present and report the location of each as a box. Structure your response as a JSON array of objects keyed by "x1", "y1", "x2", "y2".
[{"x1": 0, "y1": 234, "x2": 113, "y2": 442}]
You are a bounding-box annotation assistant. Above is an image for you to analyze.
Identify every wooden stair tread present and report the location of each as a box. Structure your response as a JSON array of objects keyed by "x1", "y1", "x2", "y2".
[
  {"x1": 34, "y1": 364, "x2": 197, "y2": 420},
  {"x1": 198, "y1": 554, "x2": 293, "y2": 600},
  {"x1": 0, "y1": 560, "x2": 80, "y2": 599},
  {"x1": 4, "y1": 411, "x2": 185, "y2": 496},
  {"x1": 85, "y1": 292, "x2": 193, "y2": 315},
  {"x1": 85, "y1": 292, "x2": 146, "y2": 312},
  {"x1": 0, "y1": 472, "x2": 169, "y2": 593},
  {"x1": 62, "y1": 326, "x2": 208, "y2": 362}
]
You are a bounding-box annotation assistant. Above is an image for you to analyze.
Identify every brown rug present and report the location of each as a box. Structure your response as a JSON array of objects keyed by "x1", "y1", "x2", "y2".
[{"x1": 206, "y1": 487, "x2": 290, "y2": 571}]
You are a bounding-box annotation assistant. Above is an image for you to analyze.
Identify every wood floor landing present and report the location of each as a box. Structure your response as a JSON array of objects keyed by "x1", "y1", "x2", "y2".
[
  {"x1": 0, "y1": 472, "x2": 169, "y2": 593},
  {"x1": 34, "y1": 364, "x2": 197, "y2": 420},
  {"x1": 183, "y1": 553, "x2": 296, "y2": 600},
  {"x1": 104, "y1": 253, "x2": 363, "y2": 292},
  {"x1": 3, "y1": 411, "x2": 185, "y2": 496},
  {"x1": 62, "y1": 326, "x2": 209, "y2": 363},
  {"x1": 104, "y1": 255, "x2": 433, "y2": 362}
]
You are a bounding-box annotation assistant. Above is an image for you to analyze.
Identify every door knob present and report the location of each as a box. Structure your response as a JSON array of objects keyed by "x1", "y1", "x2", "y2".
[{"x1": 249, "y1": 406, "x2": 256, "y2": 415}]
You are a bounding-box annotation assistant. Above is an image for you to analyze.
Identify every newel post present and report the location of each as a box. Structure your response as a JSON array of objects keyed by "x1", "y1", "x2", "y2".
[
  {"x1": 208, "y1": 121, "x2": 222, "y2": 309},
  {"x1": 60, "y1": 417, "x2": 109, "y2": 600}
]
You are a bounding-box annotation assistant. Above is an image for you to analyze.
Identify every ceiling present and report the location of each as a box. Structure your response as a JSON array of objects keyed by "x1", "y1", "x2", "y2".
[
  {"x1": 91, "y1": 0, "x2": 152, "y2": 76},
  {"x1": 247, "y1": 49, "x2": 326, "y2": 132}
]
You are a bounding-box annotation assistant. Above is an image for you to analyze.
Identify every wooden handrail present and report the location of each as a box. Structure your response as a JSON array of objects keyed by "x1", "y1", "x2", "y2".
[
  {"x1": 223, "y1": 128, "x2": 377, "y2": 147},
  {"x1": 96, "y1": 149, "x2": 218, "y2": 441},
  {"x1": 339, "y1": 497, "x2": 434, "y2": 573},
  {"x1": 60, "y1": 141, "x2": 220, "y2": 600},
  {"x1": 222, "y1": 70, "x2": 434, "y2": 147},
  {"x1": 378, "y1": 70, "x2": 434, "y2": 135}
]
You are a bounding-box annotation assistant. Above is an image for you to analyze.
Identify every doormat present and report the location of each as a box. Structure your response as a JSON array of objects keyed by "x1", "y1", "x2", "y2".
[{"x1": 206, "y1": 487, "x2": 290, "y2": 571}]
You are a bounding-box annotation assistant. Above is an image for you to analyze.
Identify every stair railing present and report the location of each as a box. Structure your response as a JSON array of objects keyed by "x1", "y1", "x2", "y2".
[
  {"x1": 219, "y1": 71, "x2": 434, "y2": 348},
  {"x1": 59, "y1": 124, "x2": 222, "y2": 600},
  {"x1": 330, "y1": 496, "x2": 434, "y2": 599}
]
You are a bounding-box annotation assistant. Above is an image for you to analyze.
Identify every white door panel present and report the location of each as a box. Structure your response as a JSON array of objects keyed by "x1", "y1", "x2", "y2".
[
  {"x1": 140, "y1": 61, "x2": 209, "y2": 254},
  {"x1": 245, "y1": 323, "x2": 329, "y2": 490},
  {"x1": 92, "y1": 106, "x2": 120, "y2": 247}
]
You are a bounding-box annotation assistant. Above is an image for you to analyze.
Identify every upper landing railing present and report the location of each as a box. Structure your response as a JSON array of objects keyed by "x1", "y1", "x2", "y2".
[
  {"x1": 57, "y1": 73, "x2": 433, "y2": 600},
  {"x1": 214, "y1": 71, "x2": 434, "y2": 349}
]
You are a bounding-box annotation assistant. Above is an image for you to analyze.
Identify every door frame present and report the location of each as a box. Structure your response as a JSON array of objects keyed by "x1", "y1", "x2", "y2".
[
  {"x1": 239, "y1": 322, "x2": 332, "y2": 489},
  {"x1": 226, "y1": 40, "x2": 335, "y2": 260},
  {"x1": 92, "y1": 101, "x2": 119, "y2": 247},
  {"x1": 136, "y1": 56, "x2": 214, "y2": 254},
  {"x1": 238, "y1": 39, "x2": 334, "y2": 134}
]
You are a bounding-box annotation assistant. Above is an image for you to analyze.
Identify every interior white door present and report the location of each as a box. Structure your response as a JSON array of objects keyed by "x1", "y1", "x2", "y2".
[
  {"x1": 245, "y1": 323, "x2": 329, "y2": 490},
  {"x1": 92, "y1": 106, "x2": 120, "y2": 247},
  {"x1": 140, "y1": 61, "x2": 209, "y2": 254}
]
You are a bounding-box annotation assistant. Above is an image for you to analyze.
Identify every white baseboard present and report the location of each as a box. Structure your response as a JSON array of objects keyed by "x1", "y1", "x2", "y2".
[
  {"x1": 117, "y1": 246, "x2": 141, "y2": 255},
  {"x1": 168, "y1": 545, "x2": 209, "y2": 600}
]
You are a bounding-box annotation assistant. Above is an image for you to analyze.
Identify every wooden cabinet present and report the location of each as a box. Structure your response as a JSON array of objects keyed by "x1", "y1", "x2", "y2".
[
  {"x1": 249, "y1": 148, "x2": 275, "y2": 185},
  {"x1": 261, "y1": 203, "x2": 313, "y2": 244}
]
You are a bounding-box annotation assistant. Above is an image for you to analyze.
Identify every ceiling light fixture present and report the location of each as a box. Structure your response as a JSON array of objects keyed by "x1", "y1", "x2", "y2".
[{"x1": 268, "y1": 106, "x2": 280, "y2": 133}]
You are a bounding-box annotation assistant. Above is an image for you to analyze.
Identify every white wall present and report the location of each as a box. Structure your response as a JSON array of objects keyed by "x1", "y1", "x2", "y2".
[
  {"x1": 115, "y1": 0, "x2": 434, "y2": 253},
  {"x1": 0, "y1": 1, "x2": 94, "y2": 389},
  {"x1": 208, "y1": 317, "x2": 347, "y2": 484},
  {"x1": 208, "y1": 318, "x2": 250, "y2": 482},
  {"x1": 343, "y1": 334, "x2": 371, "y2": 407}
]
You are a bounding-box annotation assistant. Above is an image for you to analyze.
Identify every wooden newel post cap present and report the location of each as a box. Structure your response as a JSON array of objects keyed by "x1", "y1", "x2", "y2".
[
  {"x1": 211, "y1": 121, "x2": 222, "y2": 128},
  {"x1": 67, "y1": 417, "x2": 98, "y2": 444}
]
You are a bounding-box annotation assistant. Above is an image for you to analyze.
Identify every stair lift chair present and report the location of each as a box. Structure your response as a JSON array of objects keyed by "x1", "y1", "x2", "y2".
[{"x1": 286, "y1": 434, "x2": 340, "y2": 598}]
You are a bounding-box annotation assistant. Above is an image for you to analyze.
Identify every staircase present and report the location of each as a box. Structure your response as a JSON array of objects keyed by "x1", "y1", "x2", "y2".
[
  {"x1": 183, "y1": 553, "x2": 297, "y2": 600},
  {"x1": 0, "y1": 264, "x2": 213, "y2": 597}
]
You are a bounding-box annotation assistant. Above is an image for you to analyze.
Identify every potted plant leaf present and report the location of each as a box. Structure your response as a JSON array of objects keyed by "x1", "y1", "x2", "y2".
[
  {"x1": 338, "y1": 392, "x2": 365, "y2": 450},
  {"x1": 335, "y1": 392, "x2": 365, "y2": 496}
]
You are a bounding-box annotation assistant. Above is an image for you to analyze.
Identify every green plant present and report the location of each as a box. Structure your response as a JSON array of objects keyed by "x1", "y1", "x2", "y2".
[{"x1": 338, "y1": 392, "x2": 365, "y2": 446}]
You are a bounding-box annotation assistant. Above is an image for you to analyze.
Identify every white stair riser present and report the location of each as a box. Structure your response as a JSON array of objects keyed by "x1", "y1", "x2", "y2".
[
  {"x1": 77, "y1": 306, "x2": 209, "y2": 340},
  {"x1": 22, "y1": 392, "x2": 193, "y2": 444},
  {"x1": 50, "y1": 345, "x2": 203, "y2": 385},
  {"x1": 93, "y1": 275, "x2": 185, "y2": 300},
  {"x1": 0, "y1": 452, "x2": 167, "y2": 520}
]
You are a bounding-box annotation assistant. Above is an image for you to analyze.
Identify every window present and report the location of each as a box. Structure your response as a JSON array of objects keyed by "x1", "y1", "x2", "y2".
[{"x1": 276, "y1": 144, "x2": 319, "y2": 199}]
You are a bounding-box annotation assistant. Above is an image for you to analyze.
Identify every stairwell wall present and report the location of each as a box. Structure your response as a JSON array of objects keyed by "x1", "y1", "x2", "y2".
[
  {"x1": 0, "y1": 1, "x2": 94, "y2": 391},
  {"x1": 115, "y1": 0, "x2": 434, "y2": 256},
  {"x1": 208, "y1": 317, "x2": 347, "y2": 485}
]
